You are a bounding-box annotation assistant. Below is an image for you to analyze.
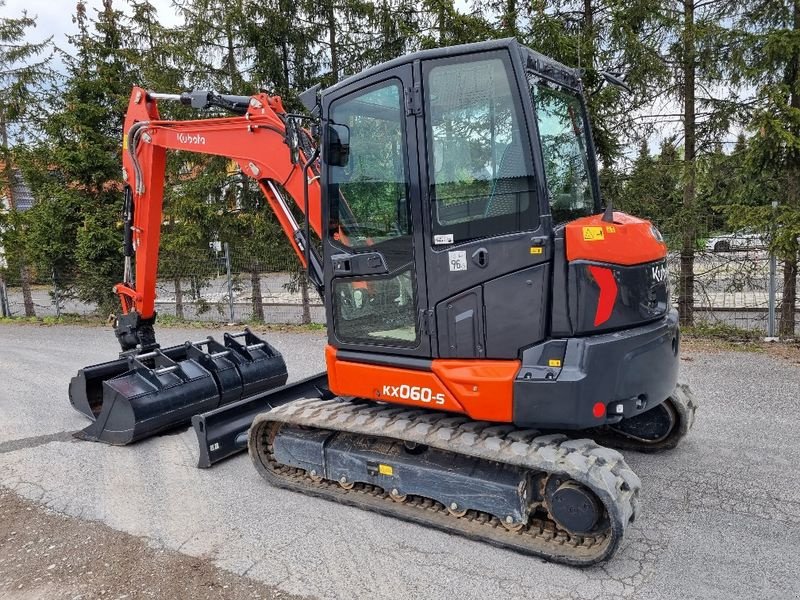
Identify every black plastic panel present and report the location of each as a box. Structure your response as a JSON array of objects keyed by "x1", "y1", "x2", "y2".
[
  {"x1": 483, "y1": 264, "x2": 549, "y2": 358},
  {"x1": 569, "y1": 259, "x2": 669, "y2": 334},
  {"x1": 550, "y1": 229, "x2": 572, "y2": 337},
  {"x1": 435, "y1": 285, "x2": 485, "y2": 358}
]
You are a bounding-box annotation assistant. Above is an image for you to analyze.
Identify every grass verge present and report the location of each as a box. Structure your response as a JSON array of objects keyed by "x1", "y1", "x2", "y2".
[{"x1": 0, "y1": 313, "x2": 327, "y2": 334}]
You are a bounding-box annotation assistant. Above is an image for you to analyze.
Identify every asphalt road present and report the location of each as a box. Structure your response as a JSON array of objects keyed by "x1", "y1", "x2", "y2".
[{"x1": 1, "y1": 323, "x2": 799, "y2": 599}]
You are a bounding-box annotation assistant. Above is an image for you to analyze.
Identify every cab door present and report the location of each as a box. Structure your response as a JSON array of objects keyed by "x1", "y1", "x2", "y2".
[
  {"x1": 322, "y1": 64, "x2": 432, "y2": 357},
  {"x1": 418, "y1": 49, "x2": 552, "y2": 360}
]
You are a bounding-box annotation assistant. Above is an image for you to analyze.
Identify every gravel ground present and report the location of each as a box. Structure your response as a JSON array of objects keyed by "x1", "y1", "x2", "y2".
[
  {"x1": 0, "y1": 488, "x2": 306, "y2": 600},
  {"x1": 1, "y1": 323, "x2": 800, "y2": 599}
]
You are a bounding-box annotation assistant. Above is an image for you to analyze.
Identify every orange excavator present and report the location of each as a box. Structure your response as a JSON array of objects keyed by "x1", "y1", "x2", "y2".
[{"x1": 69, "y1": 39, "x2": 697, "y2": 565}]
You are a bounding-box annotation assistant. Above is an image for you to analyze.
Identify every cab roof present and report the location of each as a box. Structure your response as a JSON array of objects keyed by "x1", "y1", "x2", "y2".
[{"x1": 319, "y1": 38, "x2": 583, "y2": 99}]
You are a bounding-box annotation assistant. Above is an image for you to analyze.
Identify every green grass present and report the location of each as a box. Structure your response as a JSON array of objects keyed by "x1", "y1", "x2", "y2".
[
  {"x1": 0, "y1": 313, "x2": 327, "y2": 334},
  {"x1": 0, "y1": 314, "x2": 105, "y2": 327},
  {"x1": 682, "y1": 321, "x2": 764, "y2": 342}
]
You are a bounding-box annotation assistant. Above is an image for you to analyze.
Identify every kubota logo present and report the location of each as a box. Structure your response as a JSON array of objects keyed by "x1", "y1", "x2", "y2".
[
  {"x1": 177, "y1": 132, "x2": 206, "y2": 145},
  {"x1": 650, "y1": 263, "x2": 667, "y2": 283}
]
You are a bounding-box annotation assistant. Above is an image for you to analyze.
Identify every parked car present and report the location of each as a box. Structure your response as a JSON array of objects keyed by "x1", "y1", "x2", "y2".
[{"x1": 705, "y1": 230, "x2": 767, "y2": 252}]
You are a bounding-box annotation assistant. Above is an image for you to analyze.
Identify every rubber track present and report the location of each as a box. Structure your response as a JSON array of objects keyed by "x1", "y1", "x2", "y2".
[
  {"x1": 589, "y1": 383, "x2": 699, "y2": 453},
  {"x1": 249, "y1": 398, "x2": 641, "y2": 566}
]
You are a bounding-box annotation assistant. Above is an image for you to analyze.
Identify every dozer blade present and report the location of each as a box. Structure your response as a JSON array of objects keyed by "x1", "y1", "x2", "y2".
[
  {"x1": 192, "y1": 372, "x2": 331, "y2": 468},
  {"x1": 72, "y1": 329, "x2": 288, "y2": 446}
]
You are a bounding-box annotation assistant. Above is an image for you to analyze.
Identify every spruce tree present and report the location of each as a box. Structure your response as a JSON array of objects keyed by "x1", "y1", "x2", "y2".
[
  {"x1": 724, "y1": 0, "x2": 800, "y2": 337},
  {"x1": 42, "y1": 0, "x2": 137, "y2": 315}
]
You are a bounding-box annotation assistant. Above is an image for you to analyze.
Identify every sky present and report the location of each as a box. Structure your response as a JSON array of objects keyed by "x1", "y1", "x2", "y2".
[{"x1": 2, "y1": 0, "x2": 183, "y2": 54}]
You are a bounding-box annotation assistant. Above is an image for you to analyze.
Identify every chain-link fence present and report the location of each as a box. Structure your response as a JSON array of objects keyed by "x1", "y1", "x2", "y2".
[
  {"x1": 0, "y1": 242, "x2": 325, "y2": 324},
  {"x1": 1, "y1": 241, "x2": 797, "y2": 336},
  {"x1": 679, "y1": 247, "x2": 796, "y2": 335}
]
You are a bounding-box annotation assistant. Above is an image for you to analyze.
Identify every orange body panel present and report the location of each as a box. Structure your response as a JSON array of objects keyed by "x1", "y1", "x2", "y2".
[
  {"x1": 565, "y1": 211, "x2": 667, "y2": 266},
  {"x1": 325, "y1": 346, "x2": 519, "y2": 422}
]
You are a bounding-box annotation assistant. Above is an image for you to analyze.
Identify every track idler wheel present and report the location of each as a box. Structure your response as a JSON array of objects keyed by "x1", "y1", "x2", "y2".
[{"x1": 544, "y1": 477, "x2": 604, "y2": 535}]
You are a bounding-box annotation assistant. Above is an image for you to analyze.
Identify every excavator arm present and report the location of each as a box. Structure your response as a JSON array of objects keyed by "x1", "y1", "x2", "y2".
[{"x1": 114, "y1": 86, "x2": 323, "y2": 351}]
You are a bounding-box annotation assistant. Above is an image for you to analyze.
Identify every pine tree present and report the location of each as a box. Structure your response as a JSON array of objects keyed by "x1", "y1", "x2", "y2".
[
  {"x1": 41, "y1": 0, "x2": 137, "y2": 315},
  {"x1": 519, "y1": 0, "x2": 671, "y2": 168},
  {"x1": 653, "y1": 0, "x2": 743, "y2": 326},
  {"x1": 723, "y1": 0, "x2": 800, "y2": 337},
  {"x1": 173, "y1": 0, "x2": 252, "y2": 92}
]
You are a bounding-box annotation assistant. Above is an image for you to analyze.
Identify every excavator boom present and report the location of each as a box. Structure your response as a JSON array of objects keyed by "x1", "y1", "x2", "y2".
[{"x1": 117, "y1": 86, "x2": 323, "y2": 347}]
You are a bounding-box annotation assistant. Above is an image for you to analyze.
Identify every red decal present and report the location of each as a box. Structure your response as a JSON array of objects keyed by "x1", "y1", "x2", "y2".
[{"x1": 587, "y1": 266, "x2": 617, "y2": 326}]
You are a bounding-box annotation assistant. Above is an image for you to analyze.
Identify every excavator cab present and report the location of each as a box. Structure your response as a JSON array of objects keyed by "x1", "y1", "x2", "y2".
[
  {"x1": 321, "y1": 42, "x2": 552, "y2": 358},
  {"x1": 318, "y1": 39, "x2": 681, "y2": 432}
]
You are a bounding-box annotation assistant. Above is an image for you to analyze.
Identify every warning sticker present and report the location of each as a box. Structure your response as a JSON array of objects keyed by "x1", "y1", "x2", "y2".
[
  {"x1": 449, "y1": 250, "x2": 467, "y2": 271},
  {"x1": 582, "y1": 226, "x2": 605, "y2": 241},
  {"x1": 530, "y1": 246, "x2": 543, "y2": 255}
]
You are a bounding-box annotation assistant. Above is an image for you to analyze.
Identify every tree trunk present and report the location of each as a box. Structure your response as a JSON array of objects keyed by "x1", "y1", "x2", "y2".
[
  {"x1": 327, "y1": 2, "x2": 338, "y2": 83},
  {"x1": 281, "y1": 39, "x2": 290, "y2": 91},
  {"x1": 0, "y1": 114, "x2": 35, "y2": 317},
  {"x1": 174, "y1": 277, "x2": 184, "y2": 320},
  {"x1": 503, "y1": 0, "x2": 518, "y2": 37},
  {"x1": 582, "y1": 0, "x2": 594, "y2": 69},
  {"x1": 0, "y1": 277, "x2": 8, "y2": 317},
  {"x1": 780, "y1": 248, "x2": 797, "y2": 338},
  {"x1": 678, "y1": 0, "x2": 696, "y2": 327},
  {"x1": 19, "y1": 264, "x2": 34, "y2": 317},
  {"x1": 250, "y1": 268, "x2": 264, "y2": 322},
  {"x1": 300, "y1": 272, "x2": 311, "y2": 325},
  {"x1": 225, "y1": 20, "x2": 239, "y2": 92},
  {"x1": 780, "y1": 0, "x2": 800, "y2": 338}
]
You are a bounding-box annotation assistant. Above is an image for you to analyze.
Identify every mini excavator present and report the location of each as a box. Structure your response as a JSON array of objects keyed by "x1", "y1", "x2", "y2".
[{"x1": 68, "y1": 39, "x2": 697, "y2": 565}]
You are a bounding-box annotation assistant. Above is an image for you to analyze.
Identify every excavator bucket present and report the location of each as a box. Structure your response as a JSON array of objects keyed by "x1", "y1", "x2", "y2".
[
  {"x1": 68, "y1": 344, "x2": 190, "y2": 421},
  {"x1": 71, "y1": 329, "x2": 288, "y2": 445}
]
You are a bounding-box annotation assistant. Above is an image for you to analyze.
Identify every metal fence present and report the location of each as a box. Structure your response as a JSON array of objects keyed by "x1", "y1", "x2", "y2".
[
  {"x1": 682, "y1": 248, "x2": 793, "y2": 336},
  {"x1": 0, "y1": 242, "x2": 325, "y2": 325},
  {"x1": 1, "y1": 244, "x2": 797, "y2": 336}
]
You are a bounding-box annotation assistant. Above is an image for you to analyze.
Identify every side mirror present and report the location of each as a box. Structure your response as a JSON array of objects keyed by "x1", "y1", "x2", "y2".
[{"x1": 326, "y1": 123, "x2": 350, "y2": 168}]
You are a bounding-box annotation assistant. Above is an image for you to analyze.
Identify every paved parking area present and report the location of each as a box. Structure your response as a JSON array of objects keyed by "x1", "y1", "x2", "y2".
[{"x1": 1, "y1": 323, "x2": 799, "y2": 599}]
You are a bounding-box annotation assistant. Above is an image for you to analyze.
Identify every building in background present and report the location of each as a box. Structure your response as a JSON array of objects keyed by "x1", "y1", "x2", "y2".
[{"x1": 0, "y1": 166, "x2": 37, "y2": 270}]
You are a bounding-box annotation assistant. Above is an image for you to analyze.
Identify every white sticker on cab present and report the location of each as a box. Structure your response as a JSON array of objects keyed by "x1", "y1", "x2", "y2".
[
  {"x1": 434, "y1": 233, "x2": 454, "y2": 245},
  {"x1": 449, "y1": 250, "x2": 467, "y2": 272}
]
